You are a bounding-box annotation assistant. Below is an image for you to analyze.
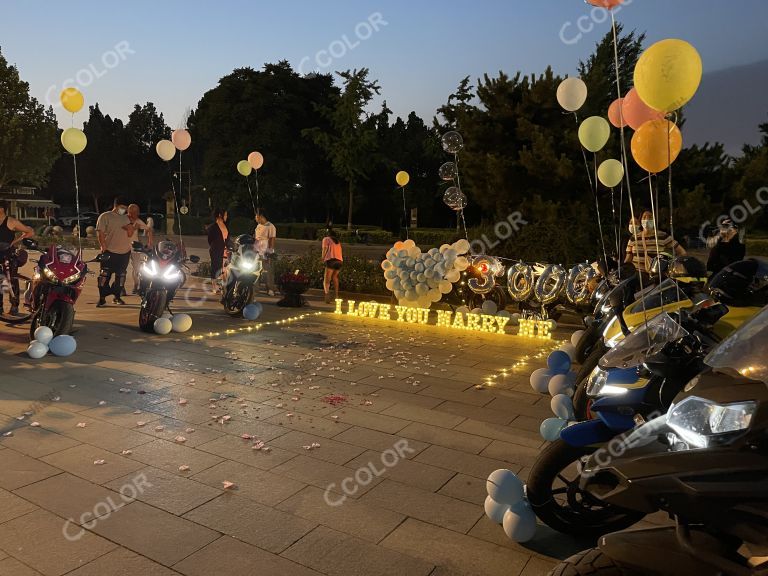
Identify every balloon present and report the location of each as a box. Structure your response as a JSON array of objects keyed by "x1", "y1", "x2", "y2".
[
  {"x1": 237, "y1": 160, "x2": 252, "y2": 177},
  {"x1": 548, "y1": 374, "x2": 574, "y2": 397},
  {"x1": 598, "y1": 159, "x2": 625, "y2": 188},
  {"x1": 496, "y1": 310, "x2": 511, "y2": 319},
  {"x1": 248, "y1": 151, "x2": 264, "y2": 170},
  {"x1": 438, "y1": 280, "x2": 452, "y2": 294},
  {"x1": 578, "y1": 116, "x2": 611, "y2": 152},
  {"x1": 571, "y1": 330, "x2": 585, "y2": 348},
  {"x1": 156, "y1": 140, "x2": 176, "y2": 161},
  {"x1": 470, "y1": 307, "x2": 482, "y2": 315},
  {"x1": 510, "y1": 312, "x2": 521, "y2": 325},
  {"x1": 27, "y1": 341, "x2": 48, "y2": 359},
  {"x1": 631, "y1": 119, "x2": 683, "y2": 174},
  {"x1": 587, "y1": 0, "x2": 624, "y2": 8},
  {"x1": 34, "y1": 326, "x2": 54, "y2": 345},
  {"x1": 622, "y1": 88, "x2": 665, "y2": 131},
  {"x1": 243, "y1": 303, "x2": 262, "y2": 320},
  {"x1": 607, "y1": 98, "x2": 626, "y2": 128},
  {"x1": 502, "y1": 501, "x2": 537, "y2": 543},
  {"x1": 453, "y1": 239, "x2": 470, "y2": 254},
  {"x1": 403, "y1": 239, "x2": 416, "y2": 250},
  {"x1": 438, "y1": 161, "x2": 457, "y2": 181},
  {"x1": 540, "y1": 417, "x2": 567, "y2": 442},
  {"x1": 530, "y1": 368, "x2": 552, "y2": 394},
  {"x1": 443, "y1": 187, "x2": 467, "y2": 211},
  {"x1": 49, "y1": 334, "x2": 77, "y2": 356},
  {"x1": 171, "y1": 314, "x2": 193, "y2": 333},
  {"x1": 60, "y1": 87, "x2": 84, "y2": 113},
  {"x1": 559, "y1": 343, "x2": 576, "y2": 361},
  {"x1": 484, "y1": 495, "x2": 510, "y2": 525},
  {"x1": 171, "y1": 129, "x2": 191, "y2": 151},
  {"x1": 547, "y1": 350, "x2": 571, "y2": 375},
  {"x1": 153, "y1": 318, "x2": 172, "y2": 335},
  {"x1": 551, "y1": 394, "x2": 575, "y2": 420},
  {"x1": 634, "y1": 39, "x2": 702, "y2": 113},
  {"x1": 395, "y1": 171, "x2": 410, "y2": 187},
  {"x1": 441, "y1": 131, "x2": 464, "y2": 154},
  {"x1": 556, "y1": 77, "x2": 587, "y2": 112},
  {"x1": 61, "y1": 128, "x2": 87, "y2": 155},
  {"x1": 481, "y1": 300, "x2": 498, "y2": 315},
  {"x1": 486, "y1": 469, "x2": 525, "y2": 506},
  {"x1": 455, "y1": 306, "x2": 469, "y2": 315}
]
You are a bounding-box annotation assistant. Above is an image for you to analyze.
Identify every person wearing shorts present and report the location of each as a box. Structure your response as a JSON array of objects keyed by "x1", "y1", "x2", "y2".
[{"x1": 322, "y1": 227, "x2": 343, "y2": 303}]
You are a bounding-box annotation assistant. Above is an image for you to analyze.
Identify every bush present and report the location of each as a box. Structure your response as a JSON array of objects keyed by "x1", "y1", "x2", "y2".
[
  {"x1": 275, "y1": 251, "x2": 387, "y2": 294},
  {"x1": 314, "y1": 228, "x2": 394, "y2": 244},
  {"x1": 747, "y1": 239, "x2": 768, "y2": 256}
]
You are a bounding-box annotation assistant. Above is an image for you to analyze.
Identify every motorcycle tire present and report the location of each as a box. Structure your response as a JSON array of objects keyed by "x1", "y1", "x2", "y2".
[
  {"x1": 548, "y1": 548, "x2": 638, "y2": 576},
  {"x1": 30, "y1": 300, "x2": 74, "y2": 339},
  {"x1": 574, "y1": 322, "x2": 600, "y2": 364},
  {"x1": 223, "y1": 282, "x2": 254, "y2": 317},
  {"x1": 0, "y1": 273, "x2": 33, "y2": 324},
  {"x1": 572, "y1": 343, "x2": 608, "y2": 421},
  {"x1": 139, "y1": 290, "x2": 167, "y2": 333},
  {"x1": 527, "y1": 439, "x2": 645, "y2": 540}
]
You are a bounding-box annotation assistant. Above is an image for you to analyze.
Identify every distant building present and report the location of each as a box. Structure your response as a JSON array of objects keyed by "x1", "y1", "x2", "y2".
[{"x1": 0, "y1": 185, "x2": 58, "y2": 224}]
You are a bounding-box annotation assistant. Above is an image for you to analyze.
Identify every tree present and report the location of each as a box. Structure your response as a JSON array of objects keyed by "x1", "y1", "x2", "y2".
[
  {"x1": 0, "y1": 47, "x2": 59, "y2": 188},
  {"x1": 125, "y1": 103, "x2": 171, "y2": 212},
  {"x1": 304, "y1": 68, "x2": 381, "y2": 230}
]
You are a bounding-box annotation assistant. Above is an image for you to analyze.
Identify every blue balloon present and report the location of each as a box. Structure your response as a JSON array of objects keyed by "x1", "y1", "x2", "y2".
[
  {"x1": 540, "y1": 417, "x2": 567, "y2": 442},
  {"x1": 243, "y1": 303, "x2": 263, "y2": 321},
  {"x1": 547, "y1": 350, "x2": 571, "y2": 375},
  {"x1": 550, "y1": 394, "x2": 574, "y2": 420},
  {"x1": 49, "y1": 334, "x2": 77, "y2": 357}
]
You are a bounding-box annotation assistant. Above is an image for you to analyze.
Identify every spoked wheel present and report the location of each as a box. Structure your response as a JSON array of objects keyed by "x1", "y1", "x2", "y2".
[
  {"x1": 139, "y1": 290, "x2": 167, "y2": 332},
  {"x1": 0, "y1": 273, "x2": 33, "y2": 324},
  {"x1": 527, "y1": 439, "x2": 645, "y2": 540},
  {"x1": 223, "y1": 282, "x2": 254, "y2": 317}
]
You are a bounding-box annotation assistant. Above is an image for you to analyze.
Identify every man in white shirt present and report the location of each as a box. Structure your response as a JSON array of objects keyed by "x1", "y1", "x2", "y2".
[
  {"x1": 127, "y1": 204, "x2": 154, "y2": 294},
  {"x1": 255, "y1": 212, "x2": 276, "y2": 296}
]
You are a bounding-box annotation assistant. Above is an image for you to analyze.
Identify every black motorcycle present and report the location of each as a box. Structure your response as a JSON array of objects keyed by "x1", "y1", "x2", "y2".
[{"x1": 220, "y1": 234, "x2": 262, "y2": 316}]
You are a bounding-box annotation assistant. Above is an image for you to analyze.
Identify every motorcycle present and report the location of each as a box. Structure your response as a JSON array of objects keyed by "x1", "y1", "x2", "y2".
[
  {"x1": 23, "y1": 238, "x2": 101, "y2": 337},
  {"x1": 221, "y1": 234, "x2": 262, "y2": 316},
  {"x1": 550, "y1": 305, "x2": 768, "y2": 576},
  {"x1": 133, "y1": 240, "x2": 199, "y2": 332},
  {"x1": 0, "y1": 241, "x2": 32, "y2": 324}
]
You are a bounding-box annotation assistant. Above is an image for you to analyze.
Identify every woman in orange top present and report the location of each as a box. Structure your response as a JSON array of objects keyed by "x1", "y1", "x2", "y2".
[{"x1": 321, "y1": 226, "x2": 343, "y2": 303}]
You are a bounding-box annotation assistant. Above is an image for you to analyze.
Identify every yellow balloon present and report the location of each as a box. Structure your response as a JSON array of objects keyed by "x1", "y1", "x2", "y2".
[
  {"x1": 578, "y1": 116, "x2": 611, "y2": 153},
  {"x1": 597, "y1": 159, "x2": 625, "y2": 188},
  {"x1": 60, "y1": 88, "x2": 84, "y2": 114},
  {"x1": 61, "y1": 128, "x2": 87, "y2": 155},
  {"x1": 631, "y1": 119, "x2": 683, "y2": 174},
  {"x1": 155, "y1": 139, "x2": 176, "y2": 162},
  {"x1": 237, "y1": 160, "x2": 252, "y2": 177},
  {"x1": 395, "y1": 171, "x2": 410, "y2": 187},
  {"x1": 634, "y1": 39, "x2": 702, "y2": 113}
]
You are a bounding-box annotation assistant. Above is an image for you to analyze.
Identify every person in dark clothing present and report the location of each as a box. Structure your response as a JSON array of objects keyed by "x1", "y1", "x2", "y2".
[
  {"x1": 0, "y1": 200, "x2": 34, "y2": 315},
  {"x1": 207, "y1": 208, "x2": 228, "y2": 286},
  {"x1": 707, "y1": 218, "x2": 746, "y2": 276}
]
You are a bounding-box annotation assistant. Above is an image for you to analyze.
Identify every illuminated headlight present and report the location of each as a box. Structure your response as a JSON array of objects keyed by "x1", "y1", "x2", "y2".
[
  {"x1": 163, "y1": 265, "x2": 180, "y2": 281},
  {"x1": 240, "y1": 259, "x2": 257, "y2": 272},
  {"x1": 62, "y1": 271, "x2": 82, "y2": 285},
  {"x1": 586, "y1": 367, "x2": 608, "y2": 397},
  {"x1": 141, "y1": 261, "x2": 158, "y2": 278},
  {"x1": 667, "y1": 396, "x2": 756, "y2": 449}
]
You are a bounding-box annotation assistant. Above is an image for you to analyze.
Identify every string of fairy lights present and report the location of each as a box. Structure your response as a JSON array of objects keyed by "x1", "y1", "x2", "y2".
[
  {"x1": 188, "y1": 312, "x2": 323, "y2": 341},
  {"x1": 477, "y1": 339, "x2": 566, "y2": 389}
]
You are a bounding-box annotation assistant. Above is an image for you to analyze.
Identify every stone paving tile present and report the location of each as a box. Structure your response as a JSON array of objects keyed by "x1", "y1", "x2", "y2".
[
  {"x1": 272, "y1": 454, "x2": 381, "y2": 498},
  {"x1": 328, "y1": 407, "x2": 410, "y2": 434},
  {"x1": 437, "y1": 473, "x2": 487, "y2": 506},
  {"x1": 66, "y1": 547, "x2": 180, "y2": 576},
  {"x1": 127, "y1": 439, "x2": 224, "y2": 477},
  {"x1": 415, "y1": 445, "x2": 521, "y2": 480},
  {"x1": 433, "y1": 400, "x2": 516, "y2": 425},
  {"x1": 195, "y1": 434, "x2": 296, "y2": 471},
  {"x1": 345, "y1": 450, "x2": 455, "y2": 492},
  {"x1": 0, "y1": 448, "x2": 61, "y2": 490},
  {"x1": 417, "y1": 386, "x2": 495, "y2": 407},
  {"x1": 41, "y1": 444, "x2": 145, "y2": 484},
  {"x1": 77, "y1": 404, "x2": 163, "y2": 428},
  {"x1": 183, "y1": 493, "x2": 315, "y2": 554},
  {"x1": 330, "y1": 426, "x2": 429, "y2": 456},
  {"x1": 367, "y1": 388, "x2": 445, "y2": 409},
  {"x1": 133, "y1": 415, "x2": 226, "y2": 448},
  {"x1": 282, "y1": 525, "x2": 434, "y2": 576},
  {"x1": 268, "y1": 430, "x2": 366, "y2": 465},
  {"x1": 266, "y1": 410, "x2": 352, "y2": 438},
  {"x1": 479, "y1": 439, "x2": 543, "y2": 468},
  {"x1": 0, "y1": 487, "x2": 38, "y2": 524},
  {"x1": 0, "y1": 426, "x2": 80, "y2": 458},
  {"x1": 105, "y1": 467, "x2": 221, "y2": 516},
  {"x1": 380, "y1": 403, "x2": 466, "y2": 429},
  {"x1": 381, "y1": 518, "x2": 530, "y2": 576},
  {"x1": 398, "y1": 422, "x2": 491, "y2": 454},
  {"x1": 191, "y1": 460, "x2": 306, "y2": 506},
  {"x1": 361, "y1": 479, "x2": 483, "y2": 534},
  {"x1": 277, "y1": 485, "x2": 406, "y2": 543},
  {"x1": 174, "y1": 536, "x2": 322, "y2": 576},
  {"x1": 0, "y1": 556, "x2": 44, "y2": 576},
  {"x1": 454, "y1": 419, "x2": 544, "y2": 449},
  {"x1": 0, "y1": 509, "x2": 116, "y2": 576}
]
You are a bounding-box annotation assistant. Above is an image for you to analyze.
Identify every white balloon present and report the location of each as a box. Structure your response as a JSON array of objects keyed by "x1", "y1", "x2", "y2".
[
  {"x1": 439, "y1": 244, "x2": 451, "y2": 253},
  {"x1": 530, "y1": 368, "x2": 552, "y2": 394},
  {"x1": 456, "y1": 306, "x2": 470, "y2": 315},
  {"x1": 416, "y1": 273, "x2": 426, "y2": 283},
  {"x1": 502, "y1": 501, "x2": 537, "y2": 542},
  {"x1": 33, "y1": 326, "x2": 54, "y2": 345},
  {"x1": 557, "y1": 77, "x2": 588, "y2": 112},
  {"x1": 510, "y1": 312, "x2": 521, "y2": 326},
  {"x1": 551, "y1": 394, "x2": 575, "y2": 420},
  {"x1": 415, "y1": 283, "x2": 428, "y2": 296},
  {"x1": 443, "y1": 248, "x2": 457, "y2": 260},
  {"x1": 470, "y1": 307, "x2": 482, "y2": 315},
  {"x1": 438, "y1": 280, "x2": 452, "y2": 294},
  {"x1": 49, "y1": 334, "x2": 76, "y2": 356},
  {"x1": 381, "y1": 260, "x2": 393, "y2": 271},
  {"x1": 559, "y1": 342, "x2": 576, "y2": 360},
  {"x1": 481, "y1": 300, "x2": 498, "y2": 315},
  {"x1": 548, "y1": 374, "x2": 574, "y2": 397},
  {"x1": 486, "y1": 469, "x2": 525, "y2": 506},
  {"x1": 484, "y1": 495, "x2": 510, "y2": 524},
  {"x1": 446, "y1": 270, "x2": 460, "y2": 283},
  {"x1": 154, "y1": 318, "x2": 173, "y2": 335},
  {"x1": 27, "y1": 340, "x2": 48, "y2": 359},
  {"x1": 171, "y1": 314, "x2": 193, "y2": 333},
  {"x1": 454, "y1": 256, "x2": 470, "y2": 271},
  {"x1": 496, "y1": 310, "x2": 511, "y2": 318},
  {"x1": 403, "y1": 239, "x2": 416, "y2": 250},
  {"x1": 415, "y1": 262, "x2": 425, "y2": 273},
  {"x1": 571, "y1": 329, "x2": 585, "y2": 348},
  {"x1": 405, "y1": 289, "x2": 417, "y2": 301},
  {"x1": 453, "y1": 239, "x2": 470, "y2": 254}
]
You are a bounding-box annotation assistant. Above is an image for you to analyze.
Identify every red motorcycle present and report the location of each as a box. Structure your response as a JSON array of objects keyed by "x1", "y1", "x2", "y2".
[{"x1": 23, "y1": 238, "x2": 102, "y2": 337}]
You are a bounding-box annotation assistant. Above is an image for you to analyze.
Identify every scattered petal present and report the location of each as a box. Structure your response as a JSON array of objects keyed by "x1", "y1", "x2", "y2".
[
  {"x1": 154, "y1": 425, "x2": 165, "y2": 432},
  {"x1": 178, "y1": 399, "x2": 188, "y2": 405},
  {"x1": 98, "y1": 400, "x2": 107, "y2": 406},
  {"x1": 222, "y1": 481, "x2": 236, "y2": 489},
  {"x1": 76, "y1": 422, "x2": 87, "y2": 428},
  {"x1": 179, "y1": 465, "x2": 190, "y2": 472},
  {"x1": 93, "y1": 459, "x2": 106, "y2": 465},
  {"x1": 121, "y1": 450, "x2": 132, "y2": 455},
  {"x1": 2, "y1": 431, "x2": 11, "y2": 437},
  {"x1": 30, "y1": 422, "x2": 40, "y2": 427},
  {"x1": 174, "y1": 436, "x2": 187, "y2": 443},
  {"x1": 185, "y1": 428, "x2": 195, "y2": 433}
]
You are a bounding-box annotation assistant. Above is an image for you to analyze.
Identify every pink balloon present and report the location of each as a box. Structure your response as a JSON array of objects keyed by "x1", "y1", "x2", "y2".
[
  {"x1": 587, "y1": 0, "x2": 624, "y2": 8},
  {"x1": 622, "y1": 88, "x2": 664, "y2": 131},
  {"x1": 171, "y1": 129, "x2": 191, "y2": 151},
  {"x1": 247, "y1": 151, "x2": 264, "y2": 170},
  {"x1": 608, "y1": 98, "x2": 627, "y2": 128}
]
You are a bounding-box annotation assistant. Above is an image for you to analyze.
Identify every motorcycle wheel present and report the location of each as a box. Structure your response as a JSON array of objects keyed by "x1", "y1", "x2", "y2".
[
  {"x1": 139, "y1": 290, "x2": 167, "y2": 333},
  {"x1": 574, "y1": 322, "x2": 600, "y2": 364},
  {"x1": 0, "y1": 273, "x2": 33, "y2": 324},
  {"x1": 572, "y1": 343, "x2": 608, "y2": 421},
  {"x1": 223, "y1": 282, "x2": 254, "y2": 317},
  {"x1": 527, "y1": 439, "x2": 645, "y2": 540},
  {"x1": 548, "y1": 548, "x2": 637, "y2": 576},
  {"x1": 30, "y1": 299, "x2": 74, "y2": 339}
]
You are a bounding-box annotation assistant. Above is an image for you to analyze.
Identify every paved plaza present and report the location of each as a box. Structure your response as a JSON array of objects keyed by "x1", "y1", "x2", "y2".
[{"x1": 0, "y1": 272, "x2": 603, "y2": 576}]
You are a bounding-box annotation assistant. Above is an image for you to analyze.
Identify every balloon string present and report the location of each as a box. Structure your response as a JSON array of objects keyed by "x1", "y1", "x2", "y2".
[
  {"x1": 175, "y1": 152, "x2": 186, "y2": 250},
  {"x1": 245, "y1": 177, "x2": 257, "y2": 219},
  {"x1": 254, "y1": 169, "x2": 260, "y2": 214},
  {"x1": 72, "y1": 154, "x2": 82, "y2": 255},
  {"x1": 593, "y1": 153, "x2": 609, "y2": 270},
  {"x1": 401, "y1": 186, "x2": 409, "y2": 240},
  {"x1": 648, "y1": 174, "x2": 663, "y2": 287},
  {"x1": 166, "y1": 164, "x2": 184, "y2": 247},
  {"x1": 453, "y1": 152, "x2": 469, "y2": 244}
]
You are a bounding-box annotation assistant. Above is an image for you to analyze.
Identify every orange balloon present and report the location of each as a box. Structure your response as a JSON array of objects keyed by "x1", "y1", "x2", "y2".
[
  {"x1": 608, "y1": 98, "x2": 626, "y2": 128},
  {"x1": 631, "y1": 119, "x2": 683, "y2": 174},
  {"x1": 622, "y1": 88, "x2": 664, "y2": 130},
  {"x1": 587, "y1": 0, "x2": 624, "y2": 7}
]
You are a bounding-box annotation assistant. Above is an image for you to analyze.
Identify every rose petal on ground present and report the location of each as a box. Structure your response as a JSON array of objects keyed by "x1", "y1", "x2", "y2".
[
  {"x1": 154, "y1": 425, "x2": 165, "y2": 432},
  {"x1": 76, "y1": 422, "x2": 87, "y2": 428},
  {"x1": 93, "y1": 459, "x2": 106, "y2": 465},
  {"x1": 222, "y1": 481, "x2": 235, "y2": 489},
  {"x1": 179, "y1": 465, "x2": 190, "y2": 472},
  {"x1": 178, "y1": 399, "x2": 188, "y2": 405},
  {"x1": 174, "y1": 436, "x2": 187, "y2": 443},
  {"x1": 121, "y1": 450, "x2": 132, "y2": 455}
]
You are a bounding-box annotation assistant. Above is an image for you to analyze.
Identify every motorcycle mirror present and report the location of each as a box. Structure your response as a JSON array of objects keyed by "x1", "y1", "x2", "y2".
[
  {"x1": 132, "y1": 241, "x2": 144, "y2": 251},
  {"x1": 189, "y1": 255, "x2": 200, "y2": 263},
  {"x1": 22, "y1": 238, "x2": 38, "y2": 250}
]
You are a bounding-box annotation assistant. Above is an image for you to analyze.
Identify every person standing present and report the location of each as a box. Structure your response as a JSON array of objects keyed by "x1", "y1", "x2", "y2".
[
  {"x1": 126, "y1": 204, "x2": 154, "y2": 294},
  {"x1": 95, "y1": 196, "x2": 132, "y2": 307},
  {"x1": 207, "y1": 208, "x2": 228, "y2": 288},
  {"x1": 321, "y1": 226, "x2": 343, "y2": 303},
  {"x1": 144, "y1": 214, "x2": 154, "y2": 237},
  {"x1": 0, "y1": 200, "x2": 34, "y2": 315},
  {"x1": 707, "y1": 218, "x2": 746, "y2": 276},
  {"x1": 625, "y1": 211, "x2": 686, "y2": 274},
  {"x1": 255, "y1": 212, "x2": 277, "y2": 296}
]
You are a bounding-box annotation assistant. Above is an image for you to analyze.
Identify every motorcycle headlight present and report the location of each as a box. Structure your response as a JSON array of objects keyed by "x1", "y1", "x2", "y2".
[
  {"x1": 667, "y1": 396, "x2": 756, "y2": 449},
  {"x1": 586, "y1": 367, "x2": 609, "y2": 397},
  {"x1": 43, "y1": 266, "x2": 58, "y2": 283},
  {"x1": 141, "y1": 261, "x2": 158, "y2": 278},
  {"x1": 239, "y1": 258, "x2": 257, "y2": 272},
  {"x1": 162, "y1": 264, "x2": 180, "y2": 281},
  {"x1": 62, "y1": 271, "x2": 82, "y2": 285}
]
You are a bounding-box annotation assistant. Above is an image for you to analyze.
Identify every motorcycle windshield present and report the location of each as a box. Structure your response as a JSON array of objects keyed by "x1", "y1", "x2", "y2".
[
  {"x1": 704, "y1": 305, "x2": 768, "y2": 384},
  {"x1": 599, "y1": 312, "x2": 688, "y2": 369},
  {"x1": 625, "y1": 279, "x2": 685, "y2": 314}
]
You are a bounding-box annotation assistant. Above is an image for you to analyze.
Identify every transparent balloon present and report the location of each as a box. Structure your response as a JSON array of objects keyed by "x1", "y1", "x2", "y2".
[
  {"x1": 441, "y1": 131, "x2": 464, "y2": 154},
  {"x1": 438, "y1": 161, "x2": 458, "y2": 181},
  {"x1": 443, "y1": 187, "x2": 467, "y2": 211}
]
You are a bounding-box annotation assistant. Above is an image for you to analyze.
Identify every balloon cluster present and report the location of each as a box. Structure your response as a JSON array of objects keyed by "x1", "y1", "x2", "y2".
[
  {"x1": 484, "y1": 469, "x2": 537, "y2": 543},
  {"x1": 60, "y1": 88, "x2": 88, "y2": 155},
  {"x1": 156, "y1": 129, "x2": 192, "y2": 162},
  {"x1": 439, "y1": 132, "x2": 467, "y2": 211},
  {"x1": 27, "y1": 327, "x2": 77, "y2": 359},
  {"x1": 237, "y1": 151, "x2": 264, "y2": 176},
  {"x1": 153, "y1": 313, "x2": 193, "y2": 335},
  {"x1": 381, "y1": 239, "x2": 471, "y2": 308}
]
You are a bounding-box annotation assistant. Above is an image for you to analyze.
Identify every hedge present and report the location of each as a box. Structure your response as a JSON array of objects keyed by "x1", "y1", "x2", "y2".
[{"x1": 747, "y1": 239, "x2": 768, "y2": 256}]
